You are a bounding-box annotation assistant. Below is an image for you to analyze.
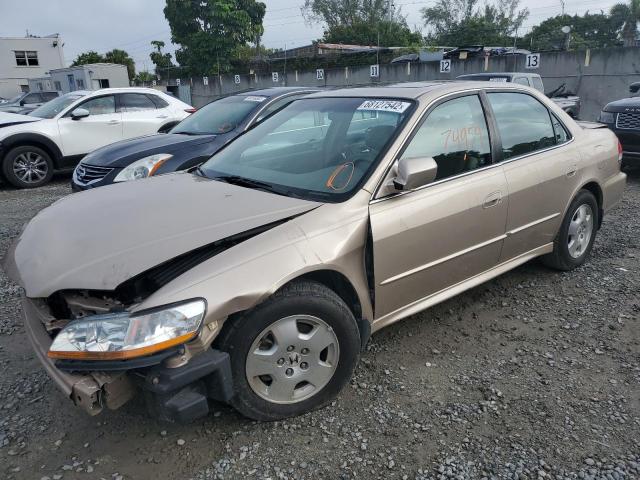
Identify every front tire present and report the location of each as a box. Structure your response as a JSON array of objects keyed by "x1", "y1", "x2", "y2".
[
  {"x1": 2, "y1": 145, "x2": 54, "y2": 188},
  {"x1": 542, "y1": 189, "x2": 598, "y2": 271},
  {"x1": 217, "y1": 281, "x2": 361, "y2": 421}
]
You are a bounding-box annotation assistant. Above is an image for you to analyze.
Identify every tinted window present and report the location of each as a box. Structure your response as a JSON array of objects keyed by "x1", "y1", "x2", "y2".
[
  {"x1": 487, "y1": 93, "x2": 555, "y2": 160},
  {"x1": 401, "y1": 95, "x2": 492, "y2": 181},
  {"x1": 76, "y1": 96, "x2": 116, "y2": 115},
  {"x1": 147, "y1": 94, "x2": 169, "y2": 108},
  {"x1": 551, "y1": 114, "x2": 570, "y2": 144},
  {"x1": 119, "y1": 93, "x2": 156, "y2": 112}
]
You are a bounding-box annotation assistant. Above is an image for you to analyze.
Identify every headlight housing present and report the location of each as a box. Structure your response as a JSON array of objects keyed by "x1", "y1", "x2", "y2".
[
  {"x1": 113, "y1": 153, "x2": 173, "y2": 182},
  {"x1": 598, "y1": 111, "x2": 615, "y2": 124},
  {"x1": 48, "y1": 299, "x2": 205, "y2": 360}
]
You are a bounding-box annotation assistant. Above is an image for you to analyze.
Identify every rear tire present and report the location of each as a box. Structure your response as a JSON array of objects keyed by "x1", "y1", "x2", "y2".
[
  {"x1": 2, "y1": 145, "x2": 54, "y2": 188},
  {"x1": 217, "y1": 281, "x2": 360, "y2": 421},
  {"x1": 542, "y1": 189, "x2": 598, "y2": 271}
]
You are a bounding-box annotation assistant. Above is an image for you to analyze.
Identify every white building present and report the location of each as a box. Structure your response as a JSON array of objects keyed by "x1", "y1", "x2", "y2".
[
  {"x1": 0, "y1": 34, "x2": 65, "y2": 99},
  {"x1": 45, "y1": 63, "x2": 129, "y2": 93}
]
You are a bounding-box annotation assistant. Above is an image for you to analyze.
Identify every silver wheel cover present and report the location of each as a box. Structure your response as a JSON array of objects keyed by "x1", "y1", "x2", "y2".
[
  {"x1": 13, "y1": 151, "x2": 48, "y2": 184},
  {"x1": 567, "y1": 204, "x2": 594, "y2": 259},
  {"x1": 245, "y1": 315, "x2": 340, "y2": 404}
]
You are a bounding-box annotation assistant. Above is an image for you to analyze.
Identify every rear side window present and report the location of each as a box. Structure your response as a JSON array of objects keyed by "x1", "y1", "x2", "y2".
[
  {"x1": 487, "y1": 92, "x2": 555, "y2": 160},
  {"x1": 513, "y1": 77, "x2": 530, "y2": 86},
  {"x1": 551, "y1": 114, "x2": 570, "y2": 144},
  {"x1": 118, "y1": 93, "x2": 156, "y2": 112},
  {"x1": 532, "y1": 76, "x2": 544, "y2": 92},
  {"x1": 147, "y1": 94, "x2": 169, "y2": 108},
  {"x1": 400, "y1": 95, "x2": 492, "y2": 181}
]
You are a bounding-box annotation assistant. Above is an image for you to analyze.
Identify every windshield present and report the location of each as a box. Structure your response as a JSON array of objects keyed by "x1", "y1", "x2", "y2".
[
  {"x1": 3, "y1": 94, "x2": 23, "y2": 105},
  {"x1": 29, "y1": 93, "x2": 86, "y2": 119},
  {"x1": 199, "y1": 97, "x2": 414, "y2": 202},
  {"x1": 172, "y1": 95, "x2": 267, "y2": 135}
]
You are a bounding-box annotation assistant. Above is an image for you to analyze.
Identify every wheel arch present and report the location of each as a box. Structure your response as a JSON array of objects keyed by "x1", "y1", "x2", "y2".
[
  {"x1": 580, "y1": 180, "x2": 604, "y2": 228},
  {"x1": 1, "y1": 133, "x2": 63, "y2": 168}
]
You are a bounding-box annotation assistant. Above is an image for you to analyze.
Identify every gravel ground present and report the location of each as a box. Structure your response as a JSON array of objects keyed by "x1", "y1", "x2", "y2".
[{"x1": 0, "y1": 172, "x2": 638, "y2": 480}]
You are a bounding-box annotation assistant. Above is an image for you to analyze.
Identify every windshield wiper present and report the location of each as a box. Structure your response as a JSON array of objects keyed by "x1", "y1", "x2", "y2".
[
  {"x1": 193, "y1": 165, "x2": 208, "y2": 178},
  {"x1": 213, "y1": 175, "x2": 277, "y2": 193}
]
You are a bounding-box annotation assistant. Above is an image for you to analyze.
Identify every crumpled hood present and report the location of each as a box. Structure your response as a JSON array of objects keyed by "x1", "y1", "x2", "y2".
[
  {"x1": 5, "y1": 172, "x2": 320, "y2": 298},
  {"x1": 0, "y1": 111, "x2": 41, "y2": 127},
  {"x1": 82, "y1": 133, "x2": 220, "y2": 168}
]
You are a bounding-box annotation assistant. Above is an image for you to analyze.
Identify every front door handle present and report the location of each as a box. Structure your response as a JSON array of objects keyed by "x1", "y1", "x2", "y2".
[
  {"x1": 483, "y1": 191, "x2": 503, "y2": 209},
  {"x1": 107, "y1": 120, "x2": 120, "y2": 125}
]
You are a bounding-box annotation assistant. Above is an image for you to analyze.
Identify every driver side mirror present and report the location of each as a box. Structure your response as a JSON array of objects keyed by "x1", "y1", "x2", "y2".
[
  {"x1": 393, "y1": 156, "x2": 438, "y2": 191},
  {"x1": 70, "y1": 108, "x2": 90, "y2": 120}
]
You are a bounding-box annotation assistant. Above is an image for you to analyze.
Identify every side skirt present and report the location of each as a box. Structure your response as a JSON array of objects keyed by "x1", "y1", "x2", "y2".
[{"x1": 371, "y1": 243, "x2": 553, "y2": 333}]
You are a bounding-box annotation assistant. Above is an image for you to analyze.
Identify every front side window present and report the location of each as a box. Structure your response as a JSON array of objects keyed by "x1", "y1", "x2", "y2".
[
  {"x1": 23, "y1": 93, "x2": 42, "y2": 104},
  {"x1": 487, "y1": 92, "x2": 555, "y2": 160},
  {"x1": 118, "y1": 93, "x2": 156, "y2": 112},
  {"x1": 400, "y1": 95, "x2": 492, "y2": 181},
  {"x1": 74, "y1": 95, "x2": 116, "y2": 116},
  {"x1": 199, "y1": 97, "x2": 414, "y2": 201}
]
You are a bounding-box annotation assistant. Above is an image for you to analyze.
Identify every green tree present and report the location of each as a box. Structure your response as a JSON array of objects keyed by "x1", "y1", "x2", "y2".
[
  {"x1": 71, "y1": 50, "x2": 105, "y2": 66},
  {"x1": 163, "y1": 0, "x2": 267, "y2": 75},
  {"x1": 524, "y1": 12, "x2": 624, "y2": 51},
  {"x1": 611, "y1": 0, "x2": 640, "y2": 46},
  {"x1": 135, "y1": 71, "x2": 155, "y2": 84},
  {"x1": 303, "y1": 0, "x2": 422, "y2": 46},
  {"x1": 150, "y1": 40, "x2": 174, "y2": 76},
  {"x1": 104, "y1": 49, "x2": 136, "y2": 81},
  {"x1": 422, "y1": 0, "x2": 528, "y2": 46}
]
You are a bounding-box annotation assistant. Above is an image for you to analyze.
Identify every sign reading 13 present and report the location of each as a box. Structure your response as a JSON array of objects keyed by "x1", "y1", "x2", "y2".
[{"x1": 525, "y1": 53, "x2": 540, "y2": 69}]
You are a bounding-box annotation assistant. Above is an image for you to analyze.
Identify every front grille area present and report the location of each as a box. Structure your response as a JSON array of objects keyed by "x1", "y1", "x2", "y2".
[
  {"x1": 75, "y1": 163, "x2": 113, "y2": 184},
  {"x1": 616, "y1": 112, "x2": 640, "y2": 130}
]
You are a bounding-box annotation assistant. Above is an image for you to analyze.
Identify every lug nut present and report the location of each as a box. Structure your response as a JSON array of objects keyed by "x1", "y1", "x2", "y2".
[
  {"x1": 277, "y1": 358, "x2": 285, "y2": 366},
  {"x1": 287, "y1": 345, "x2": 295, "y2": 352},
  {"x1": 285, "y1": 368, "x2": 294, "y2": 376},
  {"x1": 301, "y1": 348, "x2": 309, "y2": 354},
  {"x1": 300, "y1": 362, "x2": 308, "y2": 370}
]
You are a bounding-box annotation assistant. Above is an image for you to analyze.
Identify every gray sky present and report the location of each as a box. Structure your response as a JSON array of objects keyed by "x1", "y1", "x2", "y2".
[{"x1": 0, "y1": 0, "x2": 622, "y2": 71}]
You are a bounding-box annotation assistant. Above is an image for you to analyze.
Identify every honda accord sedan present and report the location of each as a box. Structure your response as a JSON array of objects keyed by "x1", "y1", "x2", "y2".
[{"x1": 3, "y1": 82, "x2": 626, "y2": 422}]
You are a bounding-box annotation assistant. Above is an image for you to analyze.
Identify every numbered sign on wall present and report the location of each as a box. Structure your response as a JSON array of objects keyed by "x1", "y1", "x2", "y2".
[
  {"x1": 440, "y1": 59, "x2": 451, "y2": 73},
  {"x1": 234, "y1": 74, "x2": 241, "y2": 85},
  {"x1": 176, "y1": 78, "x2": 181, "y2": 86},
  {"x1": 272, "y1": 72, "x2": 279, "y2": 83},
  {"x1": 370, "y1": 64, "x2": 379, "y2": 78},
  {"x1": 203, "y1": 76, "x2": 209, "y2": 86},
  {"x1": 525, "y1": 53, "x2": 540, "y2": 69},
  {"x1": 316, "y1": 69, "x2": 324, "y2": 80}
]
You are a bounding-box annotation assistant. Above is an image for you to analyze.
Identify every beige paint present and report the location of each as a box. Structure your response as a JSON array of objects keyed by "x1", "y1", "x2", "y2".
[{"x1": 3, "y1": 81, "x2": 627, "y2": 412}]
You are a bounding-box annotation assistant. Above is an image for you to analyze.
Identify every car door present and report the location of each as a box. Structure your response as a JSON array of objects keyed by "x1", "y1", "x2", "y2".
[
  {"x1": 118, "y1": 92, "x2": 166, "y2": 138},
  {"x1": 369, "y1": 94, "x2": 509, "y2": 320},
  {"x1": 57, "y1": 94, "x2": 122, "y2": 156},
  {"x1": 485, "y1": 91, "x2": 580, "y2": 261}
]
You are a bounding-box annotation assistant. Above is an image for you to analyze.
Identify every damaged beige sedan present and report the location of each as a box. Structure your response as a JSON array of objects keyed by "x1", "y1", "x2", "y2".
[{"x1": 3, "y1": 82, "x2": 626, "y2": 422}]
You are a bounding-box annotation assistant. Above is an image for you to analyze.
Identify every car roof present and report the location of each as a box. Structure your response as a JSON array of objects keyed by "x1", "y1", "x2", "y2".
[
  {"x1": 457, "y1": 72, "x2": 540, "y2": 78},
  {"x1": 304, "y1": 80, "x2": 537, "y2": 101},
  {"x1": 236, "y1": 86, "x2": 322, "y2": 98},
  {"x1": 85, "y1": 87, "x2": 172, "y2": 96}
]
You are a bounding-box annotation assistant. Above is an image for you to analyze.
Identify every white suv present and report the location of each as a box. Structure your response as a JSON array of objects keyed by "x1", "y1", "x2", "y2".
[{"x1": 0, "y1": 88, "x2": 194, "y2": 188}]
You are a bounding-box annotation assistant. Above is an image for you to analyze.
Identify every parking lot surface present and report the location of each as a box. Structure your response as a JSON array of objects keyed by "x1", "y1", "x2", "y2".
[{"x1": 1, "y1": 173, "x2": 639, "y2": 480}]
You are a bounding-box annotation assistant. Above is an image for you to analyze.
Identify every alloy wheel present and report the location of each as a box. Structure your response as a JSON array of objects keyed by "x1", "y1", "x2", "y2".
[{"x1": 13, "y1": 151, "x2": 48, "y2": 184}]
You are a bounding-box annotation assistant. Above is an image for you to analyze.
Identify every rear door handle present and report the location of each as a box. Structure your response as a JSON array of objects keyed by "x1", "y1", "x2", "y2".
[
  {"x1": 483, "y1": 191, "x2": 503, "y2": 209},
  {"x1": 566, "y1": 164, "x2": 578, "y2": 177},
  {"x1": 107, "y1": 120, "x2": 120, "y2": 125}
]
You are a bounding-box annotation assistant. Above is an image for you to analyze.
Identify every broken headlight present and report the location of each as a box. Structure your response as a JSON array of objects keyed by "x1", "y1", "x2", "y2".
[{"x1": 48, "y1": 299, "x2": 205, "y2": 360}]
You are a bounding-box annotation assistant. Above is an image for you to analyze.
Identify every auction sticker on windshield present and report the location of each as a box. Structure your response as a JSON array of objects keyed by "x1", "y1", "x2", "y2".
[
  {"x1": 357, "y1": 100, "x2": 411, "y2": 113},
  {"x1": 489, "y1": 78, "x2": 508, "y2": 82},
  {"x1": 243, "y1": 96, "x2": 267, "y2": 102}
]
